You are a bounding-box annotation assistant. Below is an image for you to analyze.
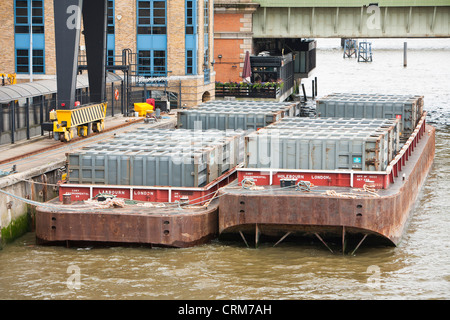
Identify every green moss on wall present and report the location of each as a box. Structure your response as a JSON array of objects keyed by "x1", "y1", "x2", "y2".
[{"x1": 1, "y1": 210, "x2": 31, "y2": 246}]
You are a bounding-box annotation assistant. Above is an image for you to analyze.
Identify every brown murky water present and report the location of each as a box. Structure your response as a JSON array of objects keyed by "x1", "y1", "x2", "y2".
[{"x1": 1, "y1": 39, "x2": 449, "y2": 300}]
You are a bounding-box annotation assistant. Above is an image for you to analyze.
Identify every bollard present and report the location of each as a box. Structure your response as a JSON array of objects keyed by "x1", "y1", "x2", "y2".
[
  {"x1": 315, "y1": 77, "x2": 318, "y2": 96},
  {"x1": 403, "y1": 42, "x2": 407, "y2": 67},
  {"x1": 312, "y1": 80, "x2": 315, "y2": 100},
  {"x1": 302, "y1": 83, "x2": 307, "y2": 102},
  {"x1": 63, "y1": 193, "x2": 72, "y2": 205}
]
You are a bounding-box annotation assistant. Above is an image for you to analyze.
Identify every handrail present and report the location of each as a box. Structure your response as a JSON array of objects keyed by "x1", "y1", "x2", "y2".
[{"x1": 385, "y1": 111, "x2": 427, "y2": 183}]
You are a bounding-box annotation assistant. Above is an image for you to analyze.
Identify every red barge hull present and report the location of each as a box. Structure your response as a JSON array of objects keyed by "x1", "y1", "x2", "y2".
[
  {"x1": 36, "y1": 199, "x2": 220, "y2": 248},
  {"x1": 218, "y1": 115, "x2": 435, "y2": 248}
]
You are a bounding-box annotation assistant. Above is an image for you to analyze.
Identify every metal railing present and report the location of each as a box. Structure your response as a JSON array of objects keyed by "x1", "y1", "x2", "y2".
[{"x1": 215, "y1": 84, "x2": 281, "y2": 99}]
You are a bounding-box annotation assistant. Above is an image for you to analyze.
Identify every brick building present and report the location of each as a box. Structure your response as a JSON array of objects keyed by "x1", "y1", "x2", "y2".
[
  {"x1": 213, "y1": 0, "x2": 259, "y2": 83},
  {"x1": 0, "y1": 0, "x2": 215, "y2": 108}
]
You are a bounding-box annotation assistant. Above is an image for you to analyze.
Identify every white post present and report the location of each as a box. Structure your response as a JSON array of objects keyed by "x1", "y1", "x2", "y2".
[{"x1": 403, "y1": 42, "x2": 407, "y2": 67}]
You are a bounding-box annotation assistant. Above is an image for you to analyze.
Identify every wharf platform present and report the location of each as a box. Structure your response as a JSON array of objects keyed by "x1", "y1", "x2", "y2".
[{"x1": 0, "y1": 114, "x2": 176, "y2": 173}]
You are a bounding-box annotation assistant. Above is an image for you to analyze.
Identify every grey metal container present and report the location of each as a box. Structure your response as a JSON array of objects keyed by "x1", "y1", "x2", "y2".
[
  {"x1": 177, "y1": 100, "x2": 299, "y2": 130},
  {"x1": 245, "y1": 128, "x2": 387, "y2": 171},
  {"x1": 68, "y1": 151, "x2": 209, "y2": 187},
  {"x1": 264, "y1": 117, "x2": 401, "y2": 162},
  {"x1": 68, "y1": 128, "x2": 246, "y2": 187},
  {"x1": 316, "y1": 93, "x2": 423, "y2": 139}
]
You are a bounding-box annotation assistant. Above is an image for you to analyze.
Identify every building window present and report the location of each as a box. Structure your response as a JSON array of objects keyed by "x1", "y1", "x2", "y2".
[
  {"x1": 204, "y1": 0, "x2": 209, "y2": 67},
  {"x1": 15, "y1": 0, "x2": 44, "y2": 34},
  {"x1": 32, "y1": 49, "x2": 45, "y2": 73},
  {"x1": 138, "y1": 50, "x2": 166, "y2": 77},
  {"x1": 203, "y1": 0, "x2": 210, "y2": 83},
  {"x1": 107, "y1": 0, "x2": 115, "y2": 69},
  {"x1": 204, "y1": 0, "x2": 209, "y2": 35},
  {"x1": 185, "y1": 0, "x2": 194, "y2": 34},
  {"x1": 186, "y1": 50, "x2": 193, "y2": 75},
  {"x1": 153, "y1": 50, "x2": 166, "y2": 76},
  {"x1": 138, "y1": 50, "x2": 151, "y2": 76},
  {"x1": 16, "y1": 49, "x2": 44, "y2": 74},
  {"x1": 107, "y1": 50, "x2": 115, "y2": 67},
  {"x1": 15, "y1": 0, "x2": 45, "y2": 74},
  {"x1": 107, "y1": 0, "x2": 115, "y2": 35},
  {"x1": 137, "y1": 0, "x2": 166, "y2": 35},
  {"x1": 185, "y1": 0, "x2": 197, "y2": 75},
  {"x1": 16, "y1": 49, "x2": 29, "y2": 73}
]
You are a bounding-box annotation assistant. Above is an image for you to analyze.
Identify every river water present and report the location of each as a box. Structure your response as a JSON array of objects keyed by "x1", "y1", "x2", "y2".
[{"x1": 0, "y1": 39, "x2": 449, "y2": 301}]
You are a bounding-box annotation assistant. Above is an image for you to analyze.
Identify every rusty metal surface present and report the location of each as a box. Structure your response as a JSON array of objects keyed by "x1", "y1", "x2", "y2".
[
  {"x1": 218, "y1": 125, "x2": 436, "y2": 246},
  {"x1": 35, "y1": 199, "x2": 219, "y2": 248}
]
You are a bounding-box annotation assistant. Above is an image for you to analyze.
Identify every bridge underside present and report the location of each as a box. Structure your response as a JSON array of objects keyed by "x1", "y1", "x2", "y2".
[{"x1": 253, "y1": 6, "x2": 450, "y2": 38}]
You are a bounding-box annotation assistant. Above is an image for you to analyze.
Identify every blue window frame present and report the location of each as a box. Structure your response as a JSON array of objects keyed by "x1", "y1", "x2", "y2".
[
  {"x1": 204, "y1": 0, "x2": 209, "y2": 65},
  {"x1": 138, "y1": 50, "x2": 166, "y2": 77},
  {"x1": 16, "y1": 49, "x2": 30, "y2": 73},
  {"x1": 185, "y1": 0, "x2": 197, "y2": 75},
  {"x1": 107, "y1": 0, "x2": 115, "y2": 35},
  {"x1": 137, "y1": 0, "x2": 167, "y2": 35},
  {"x1": 137, "y1": 1, "x2": 167, "y2": 77},
  {"x1": 107, "y1": 50, "x2": 115, "y2": 67},
  {"x1": 15, "y1": 0, "x2": 44, "y2": 34},
  {"x1": 203, "y1": 0, "x2": 210, "y2": 83},
  {"x1": 14, "y1": 0, "x2": 45, "y2": 74},
  {"x1": 107, "y1": 0, "x2": 115, "y2": 67},
  {"x1": 185, "y1": 0, "x2": 195, "y2": 35},
  {"x1": 186, "y1": 50, "x2": 194, "y2": 75},
  {"x1": 16, "y1": 49, "x2": 44, "y2": 74}
]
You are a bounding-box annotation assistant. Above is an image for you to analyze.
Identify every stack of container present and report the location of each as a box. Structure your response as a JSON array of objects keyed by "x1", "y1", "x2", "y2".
[
  {"x1": 177, "y1": 100, "x2": 299, "y2": 131},
  {"x1": 68, "y1": 128, "x2": 245, "y2": 187},
  {"x1": 265, "y1": 117, "x2": 401, "y2": 162},
  {"x1": 245, "y1": 117, "x2": 401, "y2": 172},
  {"x1": 316, "y1": 93, "x2": 423, "y2": 139}
]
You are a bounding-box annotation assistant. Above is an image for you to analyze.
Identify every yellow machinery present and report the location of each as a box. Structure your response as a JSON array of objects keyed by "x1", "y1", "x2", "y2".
[
  {"x1": 51, "y1": 102, "x2": 107, "y2": 142},
  {"x1": 134, "y1": 102, "x2": 154, "y2": 117},
  {"x1": 1, "y1": 73, "x2": 17, "y2": 86}
]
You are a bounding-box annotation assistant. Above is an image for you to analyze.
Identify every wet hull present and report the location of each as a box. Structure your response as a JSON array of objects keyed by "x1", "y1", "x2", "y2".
[{"x1": 35, "y1": 199, "x2": 219, "y2": 248}]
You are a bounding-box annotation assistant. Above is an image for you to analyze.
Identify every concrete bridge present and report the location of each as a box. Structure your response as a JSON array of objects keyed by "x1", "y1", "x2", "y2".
[{"x1": 251, "y1": 0, "x2": 450, "y2": 38}]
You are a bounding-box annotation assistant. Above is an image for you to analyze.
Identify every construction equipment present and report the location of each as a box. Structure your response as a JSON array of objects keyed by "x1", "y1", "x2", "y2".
[
  {"x1": 51, "y1": 102, "x2": 107, "y2": 142},
  {"x1": 49, "y1": 0, "x2": 108, "y2": 142},
  {"x1": 1, "y1": 73, "x2": 17, "y2": 86},
  {"x1": 133, "y1": 99, "x2": 155, "y2": 117}
]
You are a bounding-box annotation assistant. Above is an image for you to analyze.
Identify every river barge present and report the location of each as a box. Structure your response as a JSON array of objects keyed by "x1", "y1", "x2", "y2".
[
  {"x1": 36, "y1": 100, "x2": 303, "y2": 248},
  {"x1": 35, "y1": 127, "x2": 244, "y2": 248},
  {"x1": 35, "y1": 96, "x2": 435, "y2": 252},
  {"x1": 218, "y1": 108, "x2": 435, "y2": 251},
  {"x1": 35, "y1": 167, "x2": 237, "y2": 248}
]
